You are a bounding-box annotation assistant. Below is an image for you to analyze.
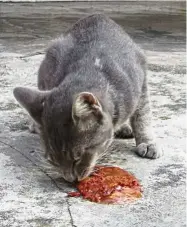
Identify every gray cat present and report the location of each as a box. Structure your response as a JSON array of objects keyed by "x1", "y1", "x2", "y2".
[{"x1": 13, "y1": 14, "x2": 162, "y2": 182}]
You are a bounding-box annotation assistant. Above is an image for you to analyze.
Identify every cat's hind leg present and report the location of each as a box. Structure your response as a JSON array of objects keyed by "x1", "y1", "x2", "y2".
[
  {"x1": 115, "y1": 123, "x2": 134, "y2": 139},
  {"x1": 130, "y1": 82, "x2": 163, "y2": 159}
]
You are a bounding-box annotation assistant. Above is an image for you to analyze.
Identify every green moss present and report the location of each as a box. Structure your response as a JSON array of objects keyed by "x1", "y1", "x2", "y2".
[{"x1": 160, "y1": 116, "x2": 171, "y2": 120}]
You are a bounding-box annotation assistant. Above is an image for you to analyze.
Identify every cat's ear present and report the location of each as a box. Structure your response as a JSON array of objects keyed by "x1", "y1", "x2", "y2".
[
  {"x1": 72, "y1": 92, "x2": 103, "y2": 128},
  {"x1": 13, "y1": 87, "x2": 50, "y2": 125}
]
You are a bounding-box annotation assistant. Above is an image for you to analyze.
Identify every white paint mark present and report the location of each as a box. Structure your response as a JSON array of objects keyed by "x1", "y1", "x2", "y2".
[{"x1": 95, "y1": 58, "x2": 102, "y2": 69}]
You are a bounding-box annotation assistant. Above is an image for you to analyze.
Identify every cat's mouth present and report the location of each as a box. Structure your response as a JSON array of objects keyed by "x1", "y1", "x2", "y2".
[{"x1": 77, "y1": 166, "x2": 94, "y2": 182}]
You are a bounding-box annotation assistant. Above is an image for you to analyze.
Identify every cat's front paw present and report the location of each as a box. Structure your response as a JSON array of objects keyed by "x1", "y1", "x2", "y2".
[
  {"x1": 29, "y1": 122, "x2": 40, "y2": 134},
  {"x1": 134, "y1": 143, "x2": 163, "y2": 159}
]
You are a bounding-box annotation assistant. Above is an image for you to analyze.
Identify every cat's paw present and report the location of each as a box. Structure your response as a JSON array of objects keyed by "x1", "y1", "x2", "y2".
[
  {"x1": 134, "y1": 143, "x2": 163, "y2": 159},
  {"x1": 29, "y1": 122, "x2": 40, "y2": 134},
  {"x1": 115, "y1": 124, "x2": 134, "y2": 139}
]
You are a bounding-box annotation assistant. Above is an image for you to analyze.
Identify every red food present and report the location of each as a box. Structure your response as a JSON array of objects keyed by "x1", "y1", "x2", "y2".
[
  {"x1": 67, "y1": 191, "x2": 81, "y2": 197},
  {"x1": 77, "y1": 166, "x2": 142, "y2": 204}
]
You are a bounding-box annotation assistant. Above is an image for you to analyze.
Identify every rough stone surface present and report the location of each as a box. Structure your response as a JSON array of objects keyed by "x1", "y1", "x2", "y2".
[{"x1": 0, "y1": 2, "x2": 186, "y2": 227}]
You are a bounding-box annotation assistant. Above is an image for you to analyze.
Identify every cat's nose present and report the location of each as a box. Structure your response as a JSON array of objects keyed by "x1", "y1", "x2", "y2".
[{"x1": 77, "y1": 176, "x2": 86, "y2": 182}]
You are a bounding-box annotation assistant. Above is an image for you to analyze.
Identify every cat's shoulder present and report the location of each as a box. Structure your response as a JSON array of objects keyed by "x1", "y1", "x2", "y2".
[
  {"x1": 44, "y1": 33, "x2": 74, "y2": 60},
  {"x1": 66, "y1": 14, "x2": 112, "y2": 31}
]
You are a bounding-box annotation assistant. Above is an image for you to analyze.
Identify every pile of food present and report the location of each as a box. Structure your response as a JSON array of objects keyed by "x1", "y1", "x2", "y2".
[{"x1": 68, "y1": 166, "x2": 142, "y2": 204}]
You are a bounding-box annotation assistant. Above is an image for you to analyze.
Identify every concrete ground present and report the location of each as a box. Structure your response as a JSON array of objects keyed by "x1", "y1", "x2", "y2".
[{"x1": 0, "y1": 2, "x2": 186, "y2": 227}]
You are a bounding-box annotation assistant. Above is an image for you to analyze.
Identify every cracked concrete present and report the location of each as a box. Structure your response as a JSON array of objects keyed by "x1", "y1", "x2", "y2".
[{"x1": 0, "y1": 2, "x2": 186, "y2": 227}]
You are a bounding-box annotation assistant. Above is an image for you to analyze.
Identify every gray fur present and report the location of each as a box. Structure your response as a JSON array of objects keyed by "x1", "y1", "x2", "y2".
[
  {"x1": 115, "y1": 123, "x2": 134, "y2": 139},
  {"x1": 13, "y1": 14, "x2": 162, "y2": 182}
]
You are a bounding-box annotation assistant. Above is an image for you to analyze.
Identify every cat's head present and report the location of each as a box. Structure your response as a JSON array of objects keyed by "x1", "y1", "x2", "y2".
[{"x1": 13, "y1": 87, "x2": 113, "y2": 182}]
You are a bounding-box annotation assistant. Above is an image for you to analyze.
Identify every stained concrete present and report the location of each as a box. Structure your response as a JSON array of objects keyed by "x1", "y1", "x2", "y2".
[{"x1": 0, "y1": 2, "x2": 186, "y2": 227}]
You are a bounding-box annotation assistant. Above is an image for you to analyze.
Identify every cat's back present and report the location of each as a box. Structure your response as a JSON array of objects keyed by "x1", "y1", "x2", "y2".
[
  {"x1": 66, "y1": 14, "x2": 135, "y2": 53},
  {"x1": 66, "y1": 14, "x2": 124, "y2": 41},
  {"x1": 47, "y1": 14, "x2": 144, "y2": 67},
  {"x1": 39, "y1": 14, "x2": 145, "y2": 91},
  {"x1": 65, "y1": 14, "x2": 145, "y2": 69}
]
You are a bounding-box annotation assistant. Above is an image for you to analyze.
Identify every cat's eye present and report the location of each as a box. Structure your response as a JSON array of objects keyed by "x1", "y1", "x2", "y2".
[
  {"x1": 85, "y1": 144, "x2": 99, "y2": 150},
  {"x1": 85, "y1": 145, "x2": 93, "y2": 151},
  {"x1": 85, "y1": 141, "x2": 108, "y2": 151}
]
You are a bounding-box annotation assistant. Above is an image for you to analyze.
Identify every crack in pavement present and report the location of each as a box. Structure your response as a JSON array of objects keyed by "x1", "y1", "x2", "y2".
[
  {"x1": 19, "y1": 51, "x2": 45, "y2": 59},
  {"x1": 66, "y1": 198, "x2": 77, "y2": 227},
  {"x1": 0, "y1": 139, "x2": 77, "y2": 227},
  {"x1": 0, "y1": 139, "x2": 62, "y2": 190},
  {"x1": 2, "y1": 19, "x2": 43, "y2": 39}
]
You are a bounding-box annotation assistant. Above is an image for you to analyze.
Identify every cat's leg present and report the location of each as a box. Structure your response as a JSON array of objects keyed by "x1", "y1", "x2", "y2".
[
  {"x1": 28, "y1": 118, "x2": 40, "y2": 134},
  {"x1": 130, "y1": 82, "x2": 163, "y2": 159},
  {"x1": 115, "y1": 123, "x2": 134, "y2": 139}
]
